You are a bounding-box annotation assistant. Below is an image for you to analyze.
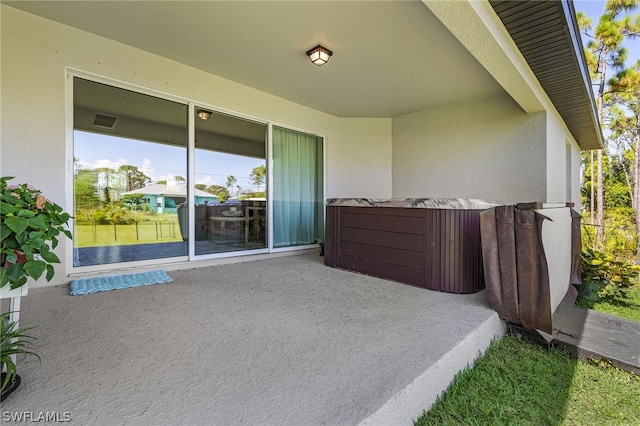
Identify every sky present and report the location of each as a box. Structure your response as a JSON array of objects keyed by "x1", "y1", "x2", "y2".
[
  {"x1": 575, "y1": 0, "x2": 608, "y2": 20},
  {"x1": 74, "y1": 131, "x2": 265, "y2": 192},
  {"x1": 574, "y1": 0, "x2": 640, "y2": 65}
]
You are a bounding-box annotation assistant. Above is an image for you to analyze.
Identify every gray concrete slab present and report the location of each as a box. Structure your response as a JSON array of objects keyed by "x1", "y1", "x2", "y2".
[
  {"x1": 1, "y1": 252, "x2": 502, "y2": 425},
  {"x1": 553, "y1": 301, "x2": 640, "y2": 374},
  {"x1": 509, "y1": 295, "x2": 639, "y2": 375}
]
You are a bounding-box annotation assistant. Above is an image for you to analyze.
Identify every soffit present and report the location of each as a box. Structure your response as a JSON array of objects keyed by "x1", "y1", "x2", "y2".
[{"x1": 490, "y1": 0, "x2": 603, "y2": 150}]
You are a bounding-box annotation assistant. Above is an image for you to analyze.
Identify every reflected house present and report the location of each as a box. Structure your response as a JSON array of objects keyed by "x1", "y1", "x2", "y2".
[{"x1": 122, "y1": 182, "x2": 218, "y2": 214}]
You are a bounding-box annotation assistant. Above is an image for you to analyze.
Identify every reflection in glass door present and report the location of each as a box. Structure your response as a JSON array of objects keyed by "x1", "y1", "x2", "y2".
[
  {"x1": 193, "y1": 108, "x2": 267, "y2": 256},
  {"x1": 72, "y1": 77, "x2": 188, "y2": 267}
]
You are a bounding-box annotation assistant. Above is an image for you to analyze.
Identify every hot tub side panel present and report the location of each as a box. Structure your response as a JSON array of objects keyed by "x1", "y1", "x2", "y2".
[
  {"x1": 325, "y1": 206, "x2": 485, "y2": 293},
  {"x1": 424, "y1": 209, "x2": 485, "y2": 293}
]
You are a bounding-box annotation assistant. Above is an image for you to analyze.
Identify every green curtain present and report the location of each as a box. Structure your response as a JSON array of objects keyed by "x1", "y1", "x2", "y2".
[{"x1": 273, "y1": 126, "x2": 324, "y2": 247}]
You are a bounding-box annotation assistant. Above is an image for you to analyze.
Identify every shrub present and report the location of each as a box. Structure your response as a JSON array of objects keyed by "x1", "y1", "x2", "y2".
[
  {"x1": 91, "y1": 207, "x2": 135, "y2": 224},
  {"x1": 1, "y1": 177, "x2": 72, "y2": 289},
  {"x1": 580, "y1": 248, "x2": 640, "y2": 302}
]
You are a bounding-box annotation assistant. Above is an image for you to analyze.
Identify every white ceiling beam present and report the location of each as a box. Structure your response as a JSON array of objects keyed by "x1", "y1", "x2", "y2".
[{"x1": 423, "y1": 0, "x2": 546, "y2": 114}]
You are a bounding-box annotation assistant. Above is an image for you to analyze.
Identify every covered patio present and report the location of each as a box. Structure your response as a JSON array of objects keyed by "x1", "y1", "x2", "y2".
[
  {"x1": 1, "y1": 252, "x2": 502, "y2": 425},
  {"x1": 0, "y1": 1, "x2": 602, "y2": 423}
]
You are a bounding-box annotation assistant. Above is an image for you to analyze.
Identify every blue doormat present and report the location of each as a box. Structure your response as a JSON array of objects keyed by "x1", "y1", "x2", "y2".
[{"x1": 70, "y1": 270, "x2": 173, "y2": 296}]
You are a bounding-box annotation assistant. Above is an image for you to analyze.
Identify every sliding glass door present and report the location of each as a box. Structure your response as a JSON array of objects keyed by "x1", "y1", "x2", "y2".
[
  {"x1": 72, "y1": 76, "x2": 324, "y2": 270},
  {"x1": 73, "y1": 77, "x2": 188, "y2": 267},
  {"x1": 193, "y1": 109, "x2": 267, "y2": 256},
  {"x1": 272, "y1": 126, "x2": 324, "y2": 248}
]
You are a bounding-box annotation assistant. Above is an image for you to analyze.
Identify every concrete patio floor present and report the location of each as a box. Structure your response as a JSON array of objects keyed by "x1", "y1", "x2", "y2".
[{"x1": 1, "y1": 252, "x2": 503, "y2": 425}]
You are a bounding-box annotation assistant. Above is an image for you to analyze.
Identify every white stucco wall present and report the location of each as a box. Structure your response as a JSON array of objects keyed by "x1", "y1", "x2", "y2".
[
  {"x1": 567, "y1": 139, "x2": 581, "y2": 210},
  {"x1": 0, "y1": 6, "x2": 392, "y2": 285},
  {"x1": 543, "y1": 109, "x2": 583, "y2": 208},
  {"x1": 391, "y1": 93, "x2": 546, "y2": 204},
  {"x1": 328, "y1": 118, "x2": 392, "y2": 198}
]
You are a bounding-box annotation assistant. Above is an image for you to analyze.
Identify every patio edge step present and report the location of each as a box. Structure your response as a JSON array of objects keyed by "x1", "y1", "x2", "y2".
[{"x1": 358, "y1": 313, "x2": 505, "y2": 426}]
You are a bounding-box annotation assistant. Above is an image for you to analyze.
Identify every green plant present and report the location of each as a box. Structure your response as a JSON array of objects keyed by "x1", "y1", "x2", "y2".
[
  {"x1": 1, "y1": 312, "x2": 39, "y2": 393},
  {"x1": 580, "y1": 248, "x2": 640, "y2": 301},
  {"x1": 1, "y1": 176, "x2": 73, "y2": 289}
]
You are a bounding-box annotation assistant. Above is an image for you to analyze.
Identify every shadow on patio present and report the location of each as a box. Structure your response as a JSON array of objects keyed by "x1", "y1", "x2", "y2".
[{"x1": 1, "y1": 252, "x2": 502, "y2": 425}]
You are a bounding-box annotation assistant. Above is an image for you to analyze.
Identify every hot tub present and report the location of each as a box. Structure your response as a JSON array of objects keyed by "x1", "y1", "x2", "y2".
[{"x1": 324, "y1": 198, "x2": 497, "y2": 294}]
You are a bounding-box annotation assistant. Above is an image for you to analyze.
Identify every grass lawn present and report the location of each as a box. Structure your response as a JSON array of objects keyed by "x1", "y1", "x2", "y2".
[
  {"x1": 415, "y1": 334, "x2": 640, "y2": 426},
  {"x1": 74, "y1": 220, "x2": 183, "y2": 248},
  {"x1": 576, "y1": 282, "x2": 640, "y2": 323},
  {"x1": 417, "y1": 278, "x2": 639, "y2": 426}
]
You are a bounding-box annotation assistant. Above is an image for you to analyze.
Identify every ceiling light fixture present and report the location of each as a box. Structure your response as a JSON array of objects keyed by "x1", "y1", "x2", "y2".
[
  {"x1": 197, "y1": 109, "x2": 212, "y2": 120},
  {"x1": 306, "y1": 45, "x2": 333, "y2": 66}
]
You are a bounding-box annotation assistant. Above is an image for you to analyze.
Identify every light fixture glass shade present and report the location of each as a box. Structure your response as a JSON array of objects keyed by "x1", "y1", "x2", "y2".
[
  {"x1": 306, "y1": 45, "x2": 332, "y2": 66},
  {"x1": 197, "y1": 109, "x2": 212, "y2": 120}
]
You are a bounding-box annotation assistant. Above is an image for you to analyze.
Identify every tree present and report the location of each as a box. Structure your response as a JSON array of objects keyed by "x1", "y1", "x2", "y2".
[
  {"x1": 578, "y1": 0, "x2": 639, "y2": 245},
  {"x1": 225, "y1": 175, "x2": 241, "y2": 198},
  {"x1": 118, "y1": 165, "x2": 150, "y2": 191},
  {"x1": 249, "y1": 165, "x2": 266, "y2": 191},
  {"x1": 122, "y1": 193, "x2": 145, "y2": 210},
  {"x1": 206, "y1": 185, "x2": 230, "y2": 202},
  {"x1": 609, "y1": 60, "x2": 640, "y2": 259}
]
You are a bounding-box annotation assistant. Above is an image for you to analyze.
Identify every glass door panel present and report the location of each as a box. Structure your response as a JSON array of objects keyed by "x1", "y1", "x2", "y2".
[
  {"x1": 73, "y1": 77, "x2": 188, "y2": 267},
  {"x1": 272, "y1": 126, "x2": 324, "y2": 248},
  {"x1": 194, "y1": 108, "x2": 267, "y2": 256}
]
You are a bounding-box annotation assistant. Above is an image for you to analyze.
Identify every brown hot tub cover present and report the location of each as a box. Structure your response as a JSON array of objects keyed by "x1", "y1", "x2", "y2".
[{"x1": 480, "y1": 205, "x2": 552, "y2": 334}]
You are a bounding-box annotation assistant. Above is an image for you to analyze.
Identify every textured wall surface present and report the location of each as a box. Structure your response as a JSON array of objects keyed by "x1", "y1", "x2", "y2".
[
  {"x1": 391, "y1": 93, "x2": 546, "y2": 204},
  {"x1": 568, "y1": 140, "x2": 582, "y2": 209},
  {"x1": 328, "y1": 118, "x2": 392, "y2": 199},
  {"x1": 545, "y1": 111, "x2": 582, "y2": 205}
]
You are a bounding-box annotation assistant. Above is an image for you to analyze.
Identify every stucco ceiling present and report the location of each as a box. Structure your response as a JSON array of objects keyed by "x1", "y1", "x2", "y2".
[{"x1": 4, "y1": 0, "x2": 505, "y2": 118}]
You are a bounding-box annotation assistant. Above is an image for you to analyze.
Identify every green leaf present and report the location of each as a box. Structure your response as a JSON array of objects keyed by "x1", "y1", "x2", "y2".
[
  {"x1": 590, "y1": 259, "x2": 604, "y2": 265},
  {"x1": 22, "y1": 245, "x2": 33, "y2": 257},
  {"x1": 1, "y1": 193, "x2": 21, "y2": 205},
  {"x1": 62, "y1": 229, "x2": 73, "y2": 239},
  {"x1": 4, "y1": 252, "x2": 17, "y2": 264},
  {"x1": 30, "y1": 238, "x2": 45, "y2": 249},
  {"x1": 15, "y1": 232, "x2": 28, "y2": 245},
  {"x1": 0, "y1": 270, "x2": 9, "y2": 287},
  {"x1": 29, "y1": 230, "x2": 44, "y2": 239},
  {"x1": 16, "y1": 209, "x2": 36, "y2": 218},
  {"x1": 24, "y1": 260, "x2": 46, "y2": 280},
  {"x1": 2, "y1": 236, "x2": 19, "y2": 250},
  {"x1": 0, "y1": 224, "x2": 11, "y2": 240},
  {"x1": 40, "y1": 250, "x2": 60, "y2": 264},
  {"x1": 4, "y1": 263, "x2": 25, "y2": 284},
  {"x1": 0, "y1": 202, "x2": 15, "y2": 215},
  {"x1": 4, "y1": 216, "x2": 29, "y2": 234},
  {"x1": 28, "y1": 215, "x2": 47, "y2": 230},
  {"x1": 45, "y1": 264, "x2": 55, "y2": 281}
]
